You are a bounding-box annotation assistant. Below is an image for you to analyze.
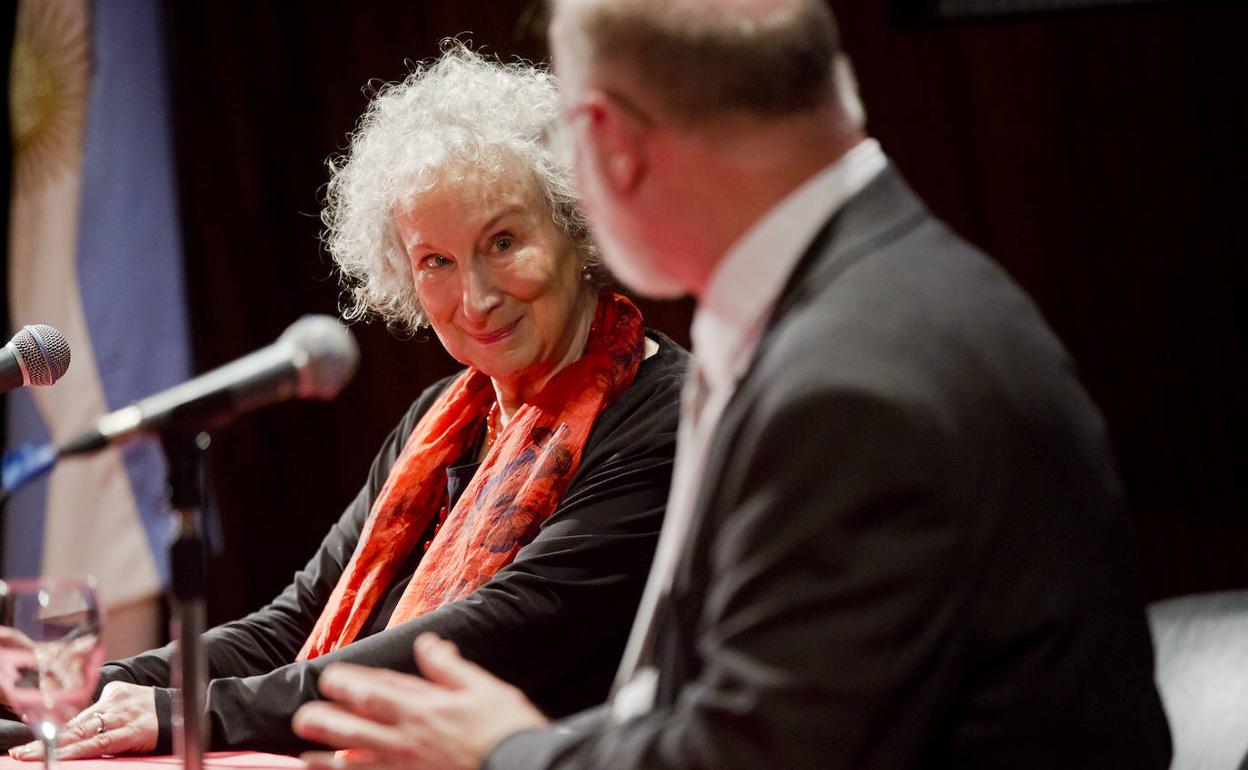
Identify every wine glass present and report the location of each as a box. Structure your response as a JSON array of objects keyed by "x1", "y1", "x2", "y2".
[{"x1": 0, "y1": 578, "x2": 103, "y2": 770}]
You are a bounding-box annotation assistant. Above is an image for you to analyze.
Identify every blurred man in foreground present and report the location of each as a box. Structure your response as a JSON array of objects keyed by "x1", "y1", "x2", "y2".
[{"x1": 292, "y1": 0, "x2": 1172, "y2": 767}]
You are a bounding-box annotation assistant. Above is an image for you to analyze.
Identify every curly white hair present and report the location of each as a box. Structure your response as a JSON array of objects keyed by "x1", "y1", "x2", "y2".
[{"x1": 322, "y1": 40, "x2": 595, "y2": 332}]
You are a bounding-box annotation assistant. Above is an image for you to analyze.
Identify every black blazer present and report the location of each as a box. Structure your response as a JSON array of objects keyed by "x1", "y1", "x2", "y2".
[{"x1": 488, "y1": 167, "x2": 1171, "y2": 769}]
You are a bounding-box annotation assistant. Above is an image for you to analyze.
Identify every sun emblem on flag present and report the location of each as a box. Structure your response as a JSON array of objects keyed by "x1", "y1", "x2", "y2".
[{"x1": 9, "y1": 0, "x2": 92, "y2": 194}]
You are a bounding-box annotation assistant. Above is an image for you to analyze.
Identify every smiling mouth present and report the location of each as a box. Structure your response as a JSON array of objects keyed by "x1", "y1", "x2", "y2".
[{"x1": 469, "y1": 317, "x2": 522, "y2": 344}]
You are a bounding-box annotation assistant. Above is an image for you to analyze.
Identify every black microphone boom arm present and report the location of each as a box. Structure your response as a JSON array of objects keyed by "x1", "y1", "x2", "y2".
[{"x1": 58, "y1": 315, "x2": 358, "y2": 457}]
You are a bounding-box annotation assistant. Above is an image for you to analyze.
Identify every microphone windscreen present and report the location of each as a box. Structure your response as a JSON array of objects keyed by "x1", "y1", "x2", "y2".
[
  {"x1": 11, "y1": 324, "x2": 71, "y2": 386},
  {"x1": 280, "y1": 315, "x2": 359, "y2": 400}
]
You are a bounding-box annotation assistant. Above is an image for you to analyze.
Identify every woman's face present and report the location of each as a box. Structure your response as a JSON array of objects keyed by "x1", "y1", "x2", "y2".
[{"x1": 395, "y1": 166, "x2": 593, "y2": 398}]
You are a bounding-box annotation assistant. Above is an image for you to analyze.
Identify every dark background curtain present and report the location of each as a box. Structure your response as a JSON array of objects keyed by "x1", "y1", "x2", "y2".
[{"x1": 156, "y1": 0, "x2": 1245, "y2": 624}]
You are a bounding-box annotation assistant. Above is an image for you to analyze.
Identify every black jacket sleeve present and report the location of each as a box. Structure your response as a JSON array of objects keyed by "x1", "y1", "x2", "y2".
[
  {"x1": 95, "y1": 383, "x2": 434, "y2": 754},
  {"x1": 97, "y1": 411, "x2": 418, "y2": 688},
  {"x1": 99, "y1": 334, "x2": 686, "y2": 755}
]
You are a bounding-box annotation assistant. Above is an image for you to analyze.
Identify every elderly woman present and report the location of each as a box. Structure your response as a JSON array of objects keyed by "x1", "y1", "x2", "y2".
[{"x1": 9, "y1": 43, "x2": 685, "y2": 759}]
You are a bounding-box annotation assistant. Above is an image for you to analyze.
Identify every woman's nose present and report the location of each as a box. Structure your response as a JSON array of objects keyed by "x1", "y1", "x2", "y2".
[{"x1": 460, "y1": 262, "x2": 502, "y2": 324}]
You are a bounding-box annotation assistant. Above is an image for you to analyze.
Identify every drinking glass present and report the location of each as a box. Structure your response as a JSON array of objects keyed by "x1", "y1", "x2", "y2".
[{"x1": 0, "y1": 578, "x2": 103, "y2": 770}]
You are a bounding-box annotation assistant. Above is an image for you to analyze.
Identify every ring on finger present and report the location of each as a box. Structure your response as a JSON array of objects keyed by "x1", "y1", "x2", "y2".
[{"x1": 96, "y1": 713, "x2": 108, "y2": 736}]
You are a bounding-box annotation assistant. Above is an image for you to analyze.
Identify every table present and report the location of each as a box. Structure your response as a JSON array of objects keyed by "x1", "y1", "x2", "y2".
[{"x1": 0, "y1": 752, "x2": 304, "y2": 770}]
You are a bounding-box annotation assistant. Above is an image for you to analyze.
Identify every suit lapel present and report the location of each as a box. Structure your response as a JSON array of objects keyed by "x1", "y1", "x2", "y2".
[
  {"x1": 656, "y1": 166, "x2": 933, "y2": 700},
  {"x1": 766, "y1": 164, "x2": 929, "y2": 332}
]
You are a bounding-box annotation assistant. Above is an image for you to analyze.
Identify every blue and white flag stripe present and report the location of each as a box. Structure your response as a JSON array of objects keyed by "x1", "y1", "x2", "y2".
[{"x1": 4, "y1": 0, "x2": 191, "y2": 607}]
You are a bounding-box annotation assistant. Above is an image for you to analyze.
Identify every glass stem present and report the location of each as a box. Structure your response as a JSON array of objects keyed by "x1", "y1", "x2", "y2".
[{"x1": 41, "y1": 728, "x2": 57, "y2": 770}]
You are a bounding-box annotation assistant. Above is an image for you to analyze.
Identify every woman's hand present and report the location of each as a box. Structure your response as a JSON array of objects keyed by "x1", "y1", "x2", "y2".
[
  {"x1": 294, "y1": 633, "x2": 549, "y2": 770},
  {"x1": 8, "y1": 682, "x2": 158, "y2": 760}
]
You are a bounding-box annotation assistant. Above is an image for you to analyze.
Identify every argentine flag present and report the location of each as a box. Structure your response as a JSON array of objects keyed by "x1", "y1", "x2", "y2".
[{"x1": 2, "y1": 0, "x2": 192, "y2": 657}]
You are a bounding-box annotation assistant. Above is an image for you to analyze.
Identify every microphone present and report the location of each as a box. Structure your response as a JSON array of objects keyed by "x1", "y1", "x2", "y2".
[
  {"x1": 0, "y1": 324, "x2": 71, "y2": 393},
  {"x1": 58, "y1": 315, "x2": 359, "y2": 457}
]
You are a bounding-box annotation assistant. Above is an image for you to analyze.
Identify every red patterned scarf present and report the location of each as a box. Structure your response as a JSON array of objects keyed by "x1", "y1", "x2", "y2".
[{"x1": 298, "y1": 290, "x2": 644, "y2": 660}]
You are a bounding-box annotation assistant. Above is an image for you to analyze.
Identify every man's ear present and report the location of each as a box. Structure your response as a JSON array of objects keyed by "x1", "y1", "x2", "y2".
[{"x1": 580, "y1": 90, "x2": 646, "y2": 195}]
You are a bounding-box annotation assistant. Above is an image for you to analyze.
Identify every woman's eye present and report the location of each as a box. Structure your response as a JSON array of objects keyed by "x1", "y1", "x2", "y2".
[
  {"x1": 420, "y1": 254, "x2": 451, "y2": 270},
  {"x1": 491, "y1": 233, "x2": 514, "y2": 252}
]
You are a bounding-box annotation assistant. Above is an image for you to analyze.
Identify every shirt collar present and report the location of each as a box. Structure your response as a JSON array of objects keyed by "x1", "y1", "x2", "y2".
[{"x1": 690, "y1": 138, "x2": 888, "y2": 391}]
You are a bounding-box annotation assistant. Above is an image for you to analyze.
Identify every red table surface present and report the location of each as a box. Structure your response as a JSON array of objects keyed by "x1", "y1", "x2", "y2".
[{"x1": 0, "y1": 753, "x2": 304, "y2": 770}]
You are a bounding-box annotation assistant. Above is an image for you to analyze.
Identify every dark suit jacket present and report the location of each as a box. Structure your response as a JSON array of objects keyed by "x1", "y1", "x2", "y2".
[{"x1": 487, "y1": 167, "x2": 1172, "y2": 769}]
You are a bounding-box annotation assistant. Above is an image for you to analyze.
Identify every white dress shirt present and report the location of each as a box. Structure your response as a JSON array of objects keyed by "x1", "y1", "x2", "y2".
[{"x1": 611, "y1": 138, "x2": 888, "y2": 720}]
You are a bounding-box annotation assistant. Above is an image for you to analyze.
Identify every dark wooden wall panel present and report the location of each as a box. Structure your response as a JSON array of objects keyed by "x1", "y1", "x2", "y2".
[{"x1": 162, "y1": 0, "x2": 1243, "y2": 622}]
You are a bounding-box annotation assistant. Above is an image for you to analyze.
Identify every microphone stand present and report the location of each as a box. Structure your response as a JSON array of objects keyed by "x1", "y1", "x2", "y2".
[{"x1": 161, "y1": 431, "x2": 210, "y2": 770}]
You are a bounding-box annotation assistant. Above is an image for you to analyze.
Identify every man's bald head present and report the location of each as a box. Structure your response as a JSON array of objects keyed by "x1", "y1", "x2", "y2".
[{"x1": 550, "y1": 0, "x2": 847, "y2": 125}]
